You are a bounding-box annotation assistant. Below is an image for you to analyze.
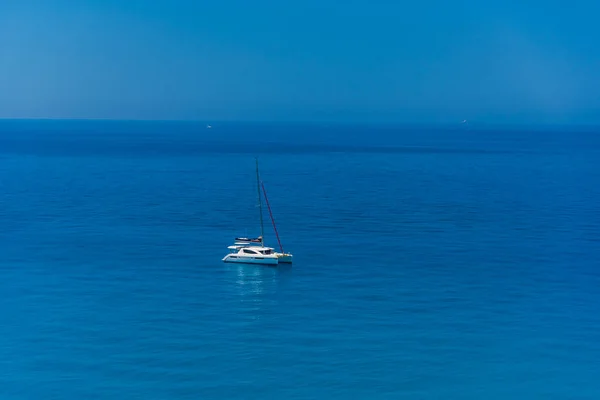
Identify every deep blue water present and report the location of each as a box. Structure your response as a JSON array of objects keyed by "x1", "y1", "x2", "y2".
[{"x1": 1, "y1": 120, "x2": 600, "y2": 399}]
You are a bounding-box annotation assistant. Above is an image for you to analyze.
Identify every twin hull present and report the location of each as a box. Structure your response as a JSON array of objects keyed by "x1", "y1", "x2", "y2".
[
  {"x1": 222, "y1": 252, "x2": 293, "y2": 266},
  {"x1": 222, "y1": 253, "x2": 279, "y2": 265}
]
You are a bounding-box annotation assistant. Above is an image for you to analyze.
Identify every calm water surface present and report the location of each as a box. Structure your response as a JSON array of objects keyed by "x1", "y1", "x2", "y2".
[{"x1": 1, "y1": 121, "x2": 599, "y2": 399}]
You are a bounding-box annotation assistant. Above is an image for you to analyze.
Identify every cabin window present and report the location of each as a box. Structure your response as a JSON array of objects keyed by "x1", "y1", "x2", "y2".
[
  {"x1": 261, "y1": 250, "x2": 272, "y2": 255},
  {"x1": 242, "y1": 249, "x2": 257, "y2": 254}
]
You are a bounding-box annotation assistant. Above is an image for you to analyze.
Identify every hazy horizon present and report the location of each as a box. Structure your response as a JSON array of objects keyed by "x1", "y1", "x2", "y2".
[{"x1": 3, "y1": 118, "x2": 600, "y2": 133}]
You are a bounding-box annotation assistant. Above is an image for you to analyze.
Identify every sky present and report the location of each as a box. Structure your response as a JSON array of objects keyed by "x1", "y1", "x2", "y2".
[{"x1": 1, "y1": 0, "x2": 599, "y2": 124}]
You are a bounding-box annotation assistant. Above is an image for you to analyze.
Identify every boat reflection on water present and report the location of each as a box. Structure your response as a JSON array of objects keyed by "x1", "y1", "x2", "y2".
[
  {"x1": 234, "y1": 263, "x2": 274, "y2": 297},
  {"x1": 222, "y1": 262, "x2": 292, "y2": 322},
  {"x1": 226, "y1": 262, "x2": 292, "y2": 296}
]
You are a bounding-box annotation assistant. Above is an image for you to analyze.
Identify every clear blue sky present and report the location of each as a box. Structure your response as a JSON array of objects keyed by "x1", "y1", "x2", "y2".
[{"x1": 1, "y1": 0, "x2": 599, "y2": 123}]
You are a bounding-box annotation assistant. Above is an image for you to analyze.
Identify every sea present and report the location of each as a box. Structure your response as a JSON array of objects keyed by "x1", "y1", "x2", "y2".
[{"x1": 1, "y1": 119, "x2": 599, "y2": 399}]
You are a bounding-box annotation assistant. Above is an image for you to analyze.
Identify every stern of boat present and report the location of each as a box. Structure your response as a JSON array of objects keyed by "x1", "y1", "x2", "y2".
[{"x1": 276, "y1": 253, "x2": 293, "y2": 263}]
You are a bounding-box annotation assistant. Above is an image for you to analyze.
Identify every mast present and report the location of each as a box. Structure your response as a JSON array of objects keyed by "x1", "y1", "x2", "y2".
[
  {"x1": 255, "y1": 158, "x2": 265, "y2": 246},
  {"x1": 261, "y1": 181, "x2": 284, "y2": 253}
]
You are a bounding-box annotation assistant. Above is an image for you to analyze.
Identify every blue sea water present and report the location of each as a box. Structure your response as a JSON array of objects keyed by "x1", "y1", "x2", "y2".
[{"x1": 1, "y1": 120, "x2": 599, "y2": 399}]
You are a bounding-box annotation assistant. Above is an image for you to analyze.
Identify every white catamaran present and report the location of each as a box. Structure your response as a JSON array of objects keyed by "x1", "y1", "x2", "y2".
[{"x1": 222, "y1": 159, "x2": 293, "y2": 266}]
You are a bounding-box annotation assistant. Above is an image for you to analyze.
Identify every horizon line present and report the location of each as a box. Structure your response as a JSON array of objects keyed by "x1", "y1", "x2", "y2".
[{"x1": 1, "y1": 117, "x2": 599, "y2": 128}]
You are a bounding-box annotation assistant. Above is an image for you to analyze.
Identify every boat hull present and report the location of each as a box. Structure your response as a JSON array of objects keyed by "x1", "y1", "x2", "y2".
[
  {"x1": 222, "y1": 254, "x2": 279, "y2": 265},
  {"x1": 276, "y1": 253, "x2": 293, "y2": 263}
]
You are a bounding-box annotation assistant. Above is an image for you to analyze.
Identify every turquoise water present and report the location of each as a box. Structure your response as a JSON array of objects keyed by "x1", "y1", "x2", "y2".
[{"x1": 1, "y1": 120, "x2": 600, "y2": 399}]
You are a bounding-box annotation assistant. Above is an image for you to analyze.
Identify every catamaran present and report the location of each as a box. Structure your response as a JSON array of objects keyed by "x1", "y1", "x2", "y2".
[{"x1": 222, "y1": 159, "x2": 293, "y2": 266}]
